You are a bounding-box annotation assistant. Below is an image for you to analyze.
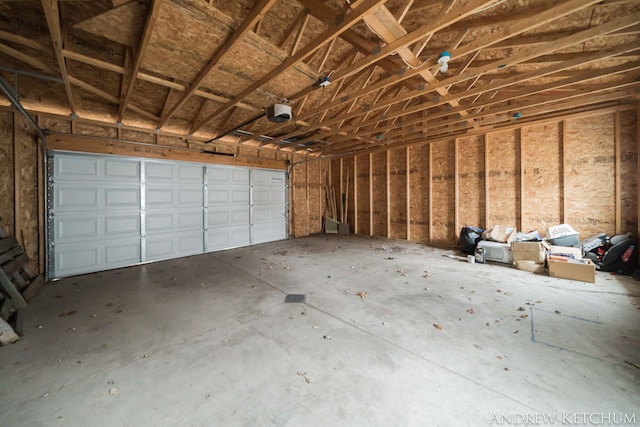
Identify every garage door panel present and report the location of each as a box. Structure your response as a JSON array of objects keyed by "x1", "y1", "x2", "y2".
[
  {"x1": 51, "y1": 152, "x2": 287, "y2": 278},
  {"x1": 253, "y1": 206, "x2": 285, "y2": 223},
  {"x1": 105, "y1": 238, "x2": 141, "y2": 264},
  {"x1": 146, "y1": 162, "x2": 202, "y2": 184},
  {"x1": 105, "y1": 187, "x2": 140, "y2": 208},
  {"x1": 105, "y1": 215, "x2": 141, "y2": 236},
  {"x1": 252, "y1": 223, "x2": 287, "y2": 244},
  {"x1": 208, "y1": 207, "x2": 249, "y2": 227},
  {"x1": 55, "y1": 187, "x2": 100, "y2": 211},
  {"x1": 252, "y1": 169, "x2": 285, "y2": 186},
  {"x1": 55, "y1": 215, "x2": 100, "y2": 241},
  {"x1": 178, "y1": 188, "x2": 203, "y2": 205},
  {"x1": 146, "y1": 231, "x2": 204, "y2": 261},
  {"x1": 55, "y1": 156, "x2": 100, "y2": 181},
  {"x1": 208, "y1": 226, "x2": 251, "y2": 251},
  {"x1": 55, "y1": 236, "x2": 141, "y2": 276},
  {"x1": 105, "y1": 159, "x2": 140, "y2": 180}
]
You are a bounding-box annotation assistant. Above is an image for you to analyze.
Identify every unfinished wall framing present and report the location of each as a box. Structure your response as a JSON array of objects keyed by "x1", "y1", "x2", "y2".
[
  {"x1": 0, "y1": 110, "x2": 327, "y2": 275},
  {"x1": 330, "y1": 105, "x2": 640, "y2": 247}
]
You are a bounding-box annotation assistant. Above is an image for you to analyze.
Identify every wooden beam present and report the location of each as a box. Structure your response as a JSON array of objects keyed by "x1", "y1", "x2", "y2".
[
  {"x1": 0, "y1": 42, "x2": 55, "y2": 74},
  {"x1": 46, "y1": 134, "x2": 288, "y2": 170},
  {"x1": 614, "y1": 111, "x2": 622, "y2": 234},
  {"x1": 406, "y1": 146, "x2": 411, "y2": 240},
  {"x1": 484, "y1": 134, "x2": 490, "y2": 229},
  {"x1": 157, "y1": 0, "x2": 277, "y2": 128},
  {"x1": 428, "y1": 143, "x2": 432, "y2": 243},
  {"x1": 290, "y1": 11, "x2": 310, "y2": 57},
  {"x1": 518, "y1": 128, "x2": 524, "y2": 232},
  {"x1": 275, "y1": 0, "x2": 616, "y2": 145},
  {"x1": 561, "y1": 120, "x2": 567, "y2": 224},
  {"x1": 454, "y1": 138, "x2": 459, "y2": 238},
  {"x1": 354, "y1": 156, "x2": 358, "y2": 234},
  {"x1": 191, "y1": 0, "x2": 388, "y2": 133},
  {"x1": 68, "y1": 76, "x2": 159, "y2": 121},
  {"x1": 369, "y1": 152, "x2": 373, "y2": 236},
  {"x1": 386, "y1": 150, "x2": 391, "y2": 238},
  {"x1": 40, "y1": 0, "x2": 76, "y2": 115},
  {"x1": 118, "y1": 0, "x2": 162, "y2": 122}
]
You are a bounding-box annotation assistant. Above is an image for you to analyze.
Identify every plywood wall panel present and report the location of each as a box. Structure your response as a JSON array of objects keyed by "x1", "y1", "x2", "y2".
[
  {"x1": 619, "y1": 110, "x2": 638, "y2": 234},
  {"x1": 521, "y1": 123, "x2": 562, "y2": 233},
  {"x1": 565, "y1": 115, "x2": 616, "y2": 236},
  {"x1": 389, "y1": 149, "x2": 407, "y2": 239},
  {"x1": 15, "y1": 115, "x2": 39, "y2": 271},
  {"x1": 356, "y1": 155, "x2": 371, "y2": 235},
  {"x1": 120, "y1": 129, "x2": 155, "y2": 144},
  {"x1": 75, "y1": 122, "x2": 117, "y2": 138},
  {"x1": 431, "y1": 141, "x2": 455, "y2": 245},
  {"x1": 408, "y1": 145, "x2": 429, "y2": 242},
  {"x1": 0, "y1": 112, "x2": 14, "y2": 232},
  {"x1": 239, "y1": 146, "x2": 259, "y2": 158},
  {"x1": 487, "y1": 130, "x2": 519, "y2": 228},
  {"x1": 457, "y1": 136, "x2": 485, "y2": 229},
  {"x1": 372, "y1": 152, "x2": 387, "y2": 237},
  {"x1": 39, "y1": 117, "x2": 71, "y2": 133},
  {"x1": 293, "y1": 186, "x2": 309, "y2": 237}
]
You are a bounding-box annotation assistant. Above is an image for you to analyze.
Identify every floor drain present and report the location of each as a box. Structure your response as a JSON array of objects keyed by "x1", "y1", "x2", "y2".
[{"x1": 285, "y1": 294, "x2": 306, "y2": 303}]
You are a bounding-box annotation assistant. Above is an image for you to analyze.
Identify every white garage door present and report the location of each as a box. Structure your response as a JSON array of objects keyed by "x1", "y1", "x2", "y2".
[{"x1": 49, "y1": 152, "x2": 288, "y2": 278}]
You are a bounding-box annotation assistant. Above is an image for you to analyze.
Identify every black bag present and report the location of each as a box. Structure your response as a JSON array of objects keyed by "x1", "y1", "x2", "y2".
[{"x1": 459, "y1": 226, "x2": 484, "y2": 254}]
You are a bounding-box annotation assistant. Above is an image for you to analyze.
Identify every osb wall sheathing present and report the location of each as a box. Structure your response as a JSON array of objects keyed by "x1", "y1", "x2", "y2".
[
  {"x1": 408, "y1": 144, "x2": 429, "y2": 243},
  {"x1": 0, "y1": 113, "x2": 15, "y2": 234},
  {"x1": 345, "y1": 107, "x2": 639, "y2": 248},
  {"x1": 486, "y1": 130, "x2": 520, "y2": 230},
  {"x1": 291, "y1": 154, "x2": 308, "y2": 237},
  {"x1": 371, "y1": 152, "x2": 387, "y2": 237},
  {"x1": 307, "y1": 160, "x2": 323, "y2": 235},
  {"x1": 521, "y1": 123, "x2": 562, "y2": 233},
  {"x1": 388, "y1": 149, "x2": 407, "y2": 240},
  {"x1": 430, "y1": 141, "x2": 455, "y2": 245},
  {"x1": 564, "y1": 115, "x2": 616, "y2": 236},
  {"x1": 457, "y1": 136, "x2": 485, "y2": 230},
  {"x1": 356, "y1": 155, "x2": 371, "y2": 235},
  {"x1": 620, "y1": 110, "x2": 638, "y2": 234}
]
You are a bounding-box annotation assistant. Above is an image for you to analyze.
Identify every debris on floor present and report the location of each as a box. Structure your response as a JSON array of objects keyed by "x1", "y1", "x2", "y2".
[
  {"x1": 433, "y1": 323, "x2": 443, "y2": 330},
  {"x1": 356, "y1": 291, "x2": 368, "y2": 298},
  {"x1": 323, "y1": 335, "x2": 332, "y2": 340},
  {"x1": 466, "y1": 309, "x2": 475, "y2": 314},
  {"x1": 297, "y1": 372, "x2": 311, "y2": 383},
  {"x1": 109, "y1": 387, "x2": 119, "y2": 396},
  {"x1": 58, "y1": 310, "x2": 77, "y2": 317}
]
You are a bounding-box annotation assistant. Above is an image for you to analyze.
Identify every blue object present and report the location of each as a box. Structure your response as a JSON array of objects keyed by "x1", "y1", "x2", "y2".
[{"x1": 513, "y1": 112, "x2": 522, "y2": 118}]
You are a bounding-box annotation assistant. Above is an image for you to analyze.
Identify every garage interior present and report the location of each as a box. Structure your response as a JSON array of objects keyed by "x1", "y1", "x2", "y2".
[{"x1": 0, "y1": 0, "x2": 639, "y2": 424}]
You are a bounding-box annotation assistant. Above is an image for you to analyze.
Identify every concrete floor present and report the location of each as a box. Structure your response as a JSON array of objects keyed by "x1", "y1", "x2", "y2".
[{"x1": 1, "y1": 235, "x2": 639, "y2": 426}]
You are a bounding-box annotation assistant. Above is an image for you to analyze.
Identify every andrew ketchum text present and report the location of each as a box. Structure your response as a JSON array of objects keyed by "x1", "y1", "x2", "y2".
[{"x1": 490, "y1": 412, "x2": 636, "y2": 425}]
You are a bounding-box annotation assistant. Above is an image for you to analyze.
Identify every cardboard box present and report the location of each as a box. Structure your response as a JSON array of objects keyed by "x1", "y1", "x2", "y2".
[
  {"x1": 547, "y1": 245, "x2": 595, "y2": 283},
  {"x1": 515, "y1": 260, "x2": 545, "y2": 274},
  {"x1": 511, "y1": 241, "x2": 548, "y2": 264},
  {"x1": 485, "y1": 225, "x2": 517, "y2": 243}
]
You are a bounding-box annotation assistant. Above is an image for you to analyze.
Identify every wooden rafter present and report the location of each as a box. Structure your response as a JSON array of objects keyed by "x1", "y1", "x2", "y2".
[
  {"x1": 190, "y1": 0, "x2": 388, "y2": 134},
  {"x1": 157, "y1": 0, "x2": 277, "y2": 129},
  {"x1": 118, "y1": 0, "x2": 161, "y2": 122},
  {"x1": 40, "y1": 0, "x2": 76, "y2": 115},
  {"x1": 279, "y1": 11, "x2": 640, "y2": 146}
]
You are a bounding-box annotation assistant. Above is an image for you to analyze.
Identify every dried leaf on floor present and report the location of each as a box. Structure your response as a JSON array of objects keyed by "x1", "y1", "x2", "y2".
[
  {"x1": 297, "y1": 372, "x2": 311, "y2": 383},
  {"x1": 109, "y1": 387, "x2": 119, "y2": 396},
  {"x1": 58, "y1": 310, "x2": 78, "y2": 317},
  {"x1": 433, "y1": 323, "x2": 443, "y2": 330},
  {"x1": 467, "y1": 309, "x2": 475, "y2": 314},
  {"x1": 356, "y1": 291, "x2": 368, "y2": 298},
  {"x1": 517, "y1": 307, "x2": 526, "y2": 311},
  {"x1": 520, "y1": 314, "x2": 528, "y2": 319}
]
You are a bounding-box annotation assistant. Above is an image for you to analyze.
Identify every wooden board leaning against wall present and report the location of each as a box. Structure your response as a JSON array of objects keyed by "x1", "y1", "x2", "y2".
[
  {"x1": 0, "y1": 110, "x2": 329, "y2": 276},
  {"x1": 329, "y1": 105, "x2": 639, "y2": 248}
]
